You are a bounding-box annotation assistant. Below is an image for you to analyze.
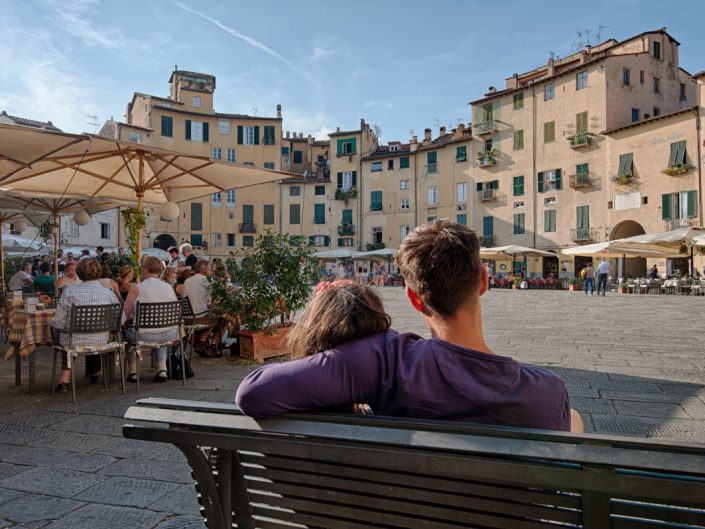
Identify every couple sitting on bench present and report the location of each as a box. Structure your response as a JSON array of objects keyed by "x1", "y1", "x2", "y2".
[{"x1": 237, "y1": 219, "x2": 583, "y2": 433}]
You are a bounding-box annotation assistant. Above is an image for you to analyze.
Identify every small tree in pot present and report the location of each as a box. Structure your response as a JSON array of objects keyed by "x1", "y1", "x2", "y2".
[{"x1": 211, "y1": 232, "x2": 319, "y2": 363}]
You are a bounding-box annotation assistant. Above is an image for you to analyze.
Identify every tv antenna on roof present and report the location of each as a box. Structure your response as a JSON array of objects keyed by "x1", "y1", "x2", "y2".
[
  {"x1": 86, "y1": 114, "x2": 99, "y2": 133},
  {"x1": 251, "y1": 107, "x2": 258, "y2": 116},
  {"x1": 596, "y1": 23, "x2": 611, "y2": 42}
]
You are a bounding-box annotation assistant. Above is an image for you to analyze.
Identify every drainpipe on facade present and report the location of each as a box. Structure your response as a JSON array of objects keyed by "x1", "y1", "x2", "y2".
[
  {"x1": 695, "y1": 105, "x2": 703, "y2": 231},
  {"x1": 531, "y1": 85, "x2": 538, "y2": 249},
  {"x1": 413, "y1": 151, "x2": 419, "y2": 228},
  {"x1": 278, "y1": 180, "x2": 283, "y2": 235}
]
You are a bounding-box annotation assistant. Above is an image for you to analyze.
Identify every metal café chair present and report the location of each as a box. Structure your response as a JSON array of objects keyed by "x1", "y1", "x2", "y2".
[
  {"x1": 51, "y1": 302, "x2": 125, "y2": 403},
  {"x1": 130, "y1": 300, "x2": 185, "y2": 392},
  {"x1": 180, "y1": 296, "x2": 212, "y2": 361}
]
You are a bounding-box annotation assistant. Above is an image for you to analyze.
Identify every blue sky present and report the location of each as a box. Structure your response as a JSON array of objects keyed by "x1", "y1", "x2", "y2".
[{"x1": 1, "y1": 0, "x2": 703, "y2": 142}]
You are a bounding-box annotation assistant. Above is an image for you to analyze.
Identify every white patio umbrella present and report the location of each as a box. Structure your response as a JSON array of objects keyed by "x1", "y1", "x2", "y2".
[
  {"x1": 479, "y1": 245, "x2": 556, "y2": 260},
  {"x1": 692, "y1": 234, "x2": 705, "y2": 247},
  {"x1": 141, "y1": 247, "x2": 170, "y2": 261},
  {"x1": 561, "y1": 241, "x2": 682, "y2": 258},
  {"x1": 0, "y1": 124, "x2": 298, "y2": 264},
  {"x1": 612, "y1": 227, "x2": 704, "y2": 275},
  {"x1": 313, "y1": 249, "x2": 364, "y2": 259},
  {"x1": 0, "y1": 126, "x2": 85, "y2": 177}
]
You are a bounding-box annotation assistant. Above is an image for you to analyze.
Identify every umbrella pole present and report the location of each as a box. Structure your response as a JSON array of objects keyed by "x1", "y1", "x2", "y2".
[
  {"x1": 0, "y1": 227, "x2": 4, "y2": 291},
  {"x1": 136, "y1": 193, "x2": 143, "y2": 284},
  {"x1": 53, "y1": 213, "x2": 59, "y2": 298}
]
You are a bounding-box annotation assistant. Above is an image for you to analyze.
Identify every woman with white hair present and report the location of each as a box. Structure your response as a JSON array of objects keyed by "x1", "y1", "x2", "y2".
[{"x1": 180, "y1": 243, "x2": 198, "y2": 270}]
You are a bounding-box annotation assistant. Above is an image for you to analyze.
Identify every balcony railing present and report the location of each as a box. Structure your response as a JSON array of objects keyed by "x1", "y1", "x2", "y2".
[
  {"x1": 661, "y1": 164, "x2": 693, "y2": 176},
  {"x1": 571, "y1": 227, "x2": 597, "y2": 242},
  {"x1": 239, "y1": 223, "x2": 256, "y2": 234},
  {"x1": 474, "y1": 120, "x2": 498, "y2": 135},
  {"x1": 479, "y1": 189, "x2": 498, "y2": 202},
  {"x1": 480, "y1": 235, "x2": 496, "y2": 247},
  {"x1": 335, "y1": 188, "x2": 358, "y2": 201},
  {"x1": 569, "y1": 173, "x2": 592, "y2": 188},
  {"x1": 666, "y1": 218, "x2": 694, "y2": 230},
  {"x1": 568, "y1": 132, "x2": 591, "y2": 148},
  {"x1": 426, "y1": 163, "x2": 438, "y2": 175},
  {"x1": 476, "y1": 148, "x2": 498, "y2": 168},
  {"x1": 338, "y1": 224, "x2": 355, "y2": 236}
]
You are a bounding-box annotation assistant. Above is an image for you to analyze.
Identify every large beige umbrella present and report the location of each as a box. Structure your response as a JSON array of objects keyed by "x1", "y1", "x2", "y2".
[
  {"x1": 479, "y1": 245, "x2": 556, "y2": 260},
  {"x1": 612, "y1": 227, "x2": 704, "y2": 275},
  {"x1": 561, "y1": 241, "x2": 682, "y2": 258},
  {"x1": 0, "y1": 210, "x2": 44, "y2": 288},
  {"x1": 0, "y1": 124, "x2": 297, "y2": 261},
  {"x1": 0, "y1": 126, "x2": 85, "y2": 177}
]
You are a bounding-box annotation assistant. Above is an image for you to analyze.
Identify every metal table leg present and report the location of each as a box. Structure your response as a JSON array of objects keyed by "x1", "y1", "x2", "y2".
[{"x1": 14, "y1": 343, "x2": 21, "y2": 386}]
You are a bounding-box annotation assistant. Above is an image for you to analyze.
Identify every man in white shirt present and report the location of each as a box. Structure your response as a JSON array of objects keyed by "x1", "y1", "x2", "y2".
[
  {"x1": 596, "y1": 259, "x2": 610, "y2": 297},
  {"x1": 182, "y1": 259, "x2": 221, "y2": 357},
  {"x1": 8, "y1": 262, "x2": 33, "y2": 291}
]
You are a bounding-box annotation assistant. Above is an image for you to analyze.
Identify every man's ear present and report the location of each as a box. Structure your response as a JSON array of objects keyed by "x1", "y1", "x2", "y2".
[
  {"x1": 479, "y1": 264, "x2": 489, "y2": 297},
  {"x1": 405, "y1": 286, "x2": 427, "y2": 314}
]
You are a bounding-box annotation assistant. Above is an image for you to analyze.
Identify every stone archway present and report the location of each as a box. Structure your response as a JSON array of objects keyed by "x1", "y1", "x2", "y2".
[
  {"x1": 153, "y1": 233, "x2": 176, "y2": 251},
  {"x1": 610, "y1": 220, "x2": 646, "y2": 278}
]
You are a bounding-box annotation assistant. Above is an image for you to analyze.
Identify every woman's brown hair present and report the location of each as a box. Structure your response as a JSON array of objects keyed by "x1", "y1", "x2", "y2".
[{"x1": 287, "y1": 283, "x2": 391, "y2": 359}]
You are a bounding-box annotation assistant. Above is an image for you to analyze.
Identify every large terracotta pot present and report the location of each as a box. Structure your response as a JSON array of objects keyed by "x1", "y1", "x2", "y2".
[{"x1": 236, "y1": 325, "x2": 292, "y2": 363}]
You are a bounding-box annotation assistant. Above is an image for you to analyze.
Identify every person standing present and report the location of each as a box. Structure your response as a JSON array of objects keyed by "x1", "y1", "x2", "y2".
[
  {"x1": 596, "y1": 259, "x2": 609, "y2": 297},
  {"x1": 485, "y1": 263, "x2": 493, "y2": 290},
  {"x1": 584, "y1": 263, "x2": 595, "y2": 296}
]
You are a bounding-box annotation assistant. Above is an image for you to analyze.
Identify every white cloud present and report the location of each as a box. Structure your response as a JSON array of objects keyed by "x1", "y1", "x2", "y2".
[
  {"x1": 45, "y1": 0, "x2": 125, "y2": 50},
  {"x1": 310, "y1": 45, "x2": 334, "y2": 63},
  {"x1": 281, "y1": 108, "x2": 335, "y2": 140},
  {"x1": 363, "y1": 101, "x2": 394, "y2": 114}
]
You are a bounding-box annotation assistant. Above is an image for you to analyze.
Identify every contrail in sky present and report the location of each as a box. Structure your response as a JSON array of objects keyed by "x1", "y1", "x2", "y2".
[{"x1": 171, "y1": 1, "x2": 315, "y2": 85}]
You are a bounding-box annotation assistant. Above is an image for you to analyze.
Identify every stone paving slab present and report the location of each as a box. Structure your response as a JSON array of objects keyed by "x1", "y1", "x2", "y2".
[
  {"x1": 0, "y1": 494, "x2": 84, "y2": 526},
  {"x1": 153, "y1": 515, "x2": 206, "y2": 529},
  {"x1": 4, "y1": 447, "x2": 116, "y2": 473},
  {"x1": 28, "y1": 430, "x2": 112, "y2": 453},
  {"x1": 146, "y1": 484, "x2": 202, "y2": 516},
  {"x1": 97, "y1": 459, "x2": 192, "y2": 484},
  {"x1": 0, "y1": 489, "x2": 24, "y2": 506},
  {"x1": 73, "y1": 476, "x2": 180, "y2": 509},
  {"x1": 0, "y1": 467, "x2": 105, "y2": 497},
  {"x1": 44, "y1": 504, "x2": 166, "y2": 529}
]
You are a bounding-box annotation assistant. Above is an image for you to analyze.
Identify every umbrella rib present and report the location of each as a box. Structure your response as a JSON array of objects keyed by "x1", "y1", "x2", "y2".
[
  {"x1": 92, "y1": 151, "x2": 138, "y2": 197},
  {"x1": 145, "y1": 157, "x2": 225, "y2": 191},
  {"x1": 51, "y1": 159, "x2": 135, "y2": 189},
  {"x1": 143, "y1": 154, "x2": 179, "y2": 185},
  {"x1": 116, "y1": 143, "x2": 139, "y2": 188},
  {"x1": 0, "y1": 136, "x2": 87, "y2": 181}
]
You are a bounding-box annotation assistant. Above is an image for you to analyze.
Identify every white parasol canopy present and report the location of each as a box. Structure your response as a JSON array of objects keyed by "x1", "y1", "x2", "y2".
[
  {"x1": 480, "y1": 245, "x2": 556, "y2": 260},
  {"x1": 562, "y1": 241, "x2": 682, "y2": 258}
]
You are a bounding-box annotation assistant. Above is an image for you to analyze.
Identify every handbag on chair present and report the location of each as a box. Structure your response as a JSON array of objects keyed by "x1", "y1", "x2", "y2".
[{"x1": 168, "y1": 353, "x2": 195, "y2": 379}]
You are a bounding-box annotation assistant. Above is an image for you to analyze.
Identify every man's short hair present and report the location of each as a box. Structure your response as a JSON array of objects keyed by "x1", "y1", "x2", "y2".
[
  {"x1": 167, "y1": 246, "x2": 178, "y2": 254},
  {"x1": 180, "y1": 243, "x2": 193, "y2": 254},
  {"x1": 142, "y1": 256, "x2": 165, "y2": 275},
  {"x1": 96, "y1": 246, "x2": 104, "y2": 252},
  {"x1": 39, "y1": 262, "x2": 51, "y2": 274},
  {"x1": 396, "y1": 219, "x2": 483, "y2": 318},
  {"x1": 23, "y1": 262, "x2": 32, "y2": 272},
  {"x1": 81, "y1": 249, "x2": 90, "y2": 256},
  {"x1": 194, "y1": 259, "x2": 210, "y2": 274},
  {"x1": 76, "y1": 257, "x2": 102, "y2": 281}
]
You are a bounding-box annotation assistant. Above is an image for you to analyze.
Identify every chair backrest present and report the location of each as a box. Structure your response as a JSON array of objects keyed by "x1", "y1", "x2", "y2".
[
  {"x1": 181, "y1": 296, "x2": 195, "y2": 319},
  {"x1": 69, "y1": 303, "x2": 123, "y2": 334},
  {"x1": 44, "y1": 297, "x2": 59, "y2": 309},
  {"x1": 135, "y1": 301, "x2": 182, "y2": 330}
]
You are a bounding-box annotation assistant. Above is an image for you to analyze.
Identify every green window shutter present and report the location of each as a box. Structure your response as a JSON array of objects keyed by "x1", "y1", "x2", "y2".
[
  {"x1": 190, "y1": 202, "x2": 202, "y2": 230},
  {"x1": 336, "y1": 139, "x2": 343, "y2": 155},
  {"x1": 676, "y1": 140, "x2": 686, "y2": 165},
  {"x1": 482, "y1": 216, "x2": 494, "y2": 237},
  {"x1": 625, "y1": 153, "x2": 633, "y2": 175},
  {"x1": 337, "y1": 172, "x2": 343, "y2": 188},
  {"x1": 513, "y1": 213, "x2": 525, "y2": 234},
  {"x1": 544, "y1": 210, "x2": 551, "y2": 232},
  {"x1": 477, "y1": 182, "x2": 483, "y2": 192},
  {"x1": 289, "y1": 204, "x2": 300, "y2": 224},
  {"x1": 427, "y1": 151, "x2": 437, "y2": 164},
  {"x1": 202, "y1": 122, "x2": 209, "y2": 143},
  {"x1": 687, "y1": 190, "x2": 697, "y2": 217},
  {"x1": 253, "y1": 126, "x2": 260, "y2": 145},
  {"x1": 576, "y1": 112, "x2": 588, "y2": 134},
  {"x1": 308, "y1": 236, "x2": 315, "y2": 245},
  {"x1": 342, "y1": 209, "x2": 353, "y2": 224},
  {"x1": 577, "y1": 205, "x2": 589, "y2": 228},
  {"x1": 456, "y1": 145, "x2": 467, "y2": 162},
  {"x1": 400, "y1": 156, "x2": 409, "y2": 168},
  {"x1": 263, "y1": 205, "x2": 274, "y2": 225},
  {"x1": 513, "y1": 175, "x2": 524, "y2": 196},
  {"x1": 185, "y1": 120, "x2": 191, "y2": 140},
  {"x1": 619, "y1": 153, "x2": 634, "y2": 176},
  {"x1": 555, "y1": 169, "x2": 562, "y2": 190},
  {"x1": 337, "y1": 238, "x2": 344, "y2": 247},
  {"x1": 242, "y1": 204, "x2": 254, "y2": 223},
  {"x1": 537, "y1": 172, "x2": 544, "y2": 193},
  {"x1": 456, "y1": 214, "x2": 467, "y2": 225},
  {"x1": 161, "y1": 116, "x2": 172, "y2": 137},
  {"x1": 351, "y1": 171, "x2": 357, "y2": 187},
  {"x1": 668, "y1": 142, "x2": 679, "y2": 166},
  {"x1": 370, "y1": 190, "x2": 382, "y2": 210},
  {"x1": 576, "y1": 163, "x2": 589, "y2": 176},
  {"x1": 237, "y1": 126, "x2": 243, "y2": 145},
  {"x1": 513, "y1": 130, "x2": 524, "y2": 150},
  {"x1": 324, "y1": 235, "x2": 330, "y2": 246},
  {"x1": 661, "y1": 194, "x2": 671, "y2": 220},
  {"x1": 491, "y1": 180, "x2": 499, "y2": 190},
  {"x1": 314, "y1": 203, "x2": 325, "y2": 223},
  {"x1": 350, "y1": 138, "x2": 357, "y2": 153},
  {"x1": 264, "y1": 125, "x2": 274, "y2": 145}
]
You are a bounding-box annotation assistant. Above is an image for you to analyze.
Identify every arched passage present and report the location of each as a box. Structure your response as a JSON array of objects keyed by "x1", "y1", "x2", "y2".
[
  {"x1": 153, "y1": 233, "x2": 176, "y2": 251},
  {"x1": 611, "y1": 220, "x2": 646, "y2": 278}
]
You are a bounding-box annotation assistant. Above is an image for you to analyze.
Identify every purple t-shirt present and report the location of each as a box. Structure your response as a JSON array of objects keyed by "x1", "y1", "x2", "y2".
[{"x1": 235, "y1": 330, "x2": 571, "y2": 431}]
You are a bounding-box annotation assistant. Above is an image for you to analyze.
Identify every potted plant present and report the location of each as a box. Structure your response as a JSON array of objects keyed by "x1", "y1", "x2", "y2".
[
  {"x1": 211, "y1": 232, "x2": 319, "y2": 363},
  {"x1": 392, "y1": 273, "x2": 404, "y2": 287},
  {"x1": 568, "y1": 278, "x2": 583, "y2": 292},
  {"x1": 512, "y1": 276, "x2": 522, "y2": 290},
  {"x1": 617, "y1": 282, "x2": 629, "y2": 294}
]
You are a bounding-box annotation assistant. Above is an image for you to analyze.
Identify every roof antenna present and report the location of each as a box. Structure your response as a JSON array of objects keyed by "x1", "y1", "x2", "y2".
[{"x1": 86, "y1": 114, "x2": 99, "y2": 133}]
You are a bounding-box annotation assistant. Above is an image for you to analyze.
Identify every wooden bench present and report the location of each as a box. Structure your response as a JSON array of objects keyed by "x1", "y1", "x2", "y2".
[{"x1": 124, "y1": 398, "x2": 705, "y2": 529}]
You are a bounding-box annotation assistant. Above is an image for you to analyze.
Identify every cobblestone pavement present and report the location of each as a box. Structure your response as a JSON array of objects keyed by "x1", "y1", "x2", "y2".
[{"x1": 0, "y1": 288, "x2": 703, "y2": 527}]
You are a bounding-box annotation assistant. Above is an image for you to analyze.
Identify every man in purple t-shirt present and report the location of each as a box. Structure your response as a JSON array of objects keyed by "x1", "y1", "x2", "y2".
[{"x1": 236, "y1": 220, "x2": 583, "y2": 432}]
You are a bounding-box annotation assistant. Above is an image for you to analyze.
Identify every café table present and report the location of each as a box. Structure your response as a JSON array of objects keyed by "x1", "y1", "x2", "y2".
[{"x1": 4, "y1": 300, "x2": 55, "y2": 394}]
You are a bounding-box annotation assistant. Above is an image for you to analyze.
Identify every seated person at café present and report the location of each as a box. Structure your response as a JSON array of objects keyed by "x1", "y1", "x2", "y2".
[
  {"x1": 123, "y1": 257, "x2": 180, "y2": 383},
  {"x1": 33, "y1": 262, "x2": 55, "y2": 294},
  {"x1": 116, "y1": 265, "x2": 134, "y2": 300},
  {"x1": 8, "y1": 262, "x2": 33, "y2": 291},
  {"x1": 51, "y1": 258, "x2": 120, "y2": 393},
  {"x1": 180, "y1": 243, "x2": 198, "y2": 270},
  {"x1": 57, "y1": 261, "x2": 81, "y2": 291},
  {"x1": 174, "y1": 268, "x2": 193, "y2": 297},
  {"x1": 182, "y1": 259, "x2": 221, "y2": 357}
]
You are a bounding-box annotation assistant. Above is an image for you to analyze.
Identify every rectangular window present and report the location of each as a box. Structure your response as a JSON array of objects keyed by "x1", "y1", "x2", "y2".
[
  {"x1": 618, "y1": 153, "x2": 634, "y2": 177},
  {"x1": 281, "y1": 146, "x2": 289, "y2": 156},
  {"x1": 576, "y1": 163, "x2": 589, "y2": 176},
  {"x1": 544, "y1": 209, "x2": 556, "y2": 232},
  {"x1": 400, "y1": 156, "x2": 410, "y2": 169},
  {"x1": 653, "y1": 77, "x2": 660, "y2": 94},
  {"x1": 576, "y1": 71, "x2": 588, "y2": 90},
  {"x1": 315, "y1": 185, "x2": 326, "y2": 196},
  {"x1": 544, "y1": 121, "x2": 555, "y2": 143},
  {"x1": 372, "y1": 227, "x2": 383, "y2": 244},
  {"x1": 576, "y1": 205, "x2": 590, "y2": 229},
  {"x1": 226, "y1": 148, "x2": 235, "y2": 162},
  {"x1": 227, "y1": 233, "x2": 235, "y2": 247},
  {"x1": 290, "y1": 186, "x2": 301, "y2": 196},
  {"x1": 243, "y1": 236, "x2": 254, "y2": 247},
  {"x1": 342, "y1": 209, "x2": 353, "y2": 226},
  {"x1": 263, "y1": 162, "x2": 275, "y2": 169},
  {"x1": 513, "y1": 213, "x2": 525, "y2": 235},
  {"x1": 191, "y1": 202, "x2": 202, "y2": 231},
  {"x1": 640, "y1": 70, "x2": 645, "y2": 83},
  {"x1": 482, "y1": 216, "x2": 493, "y2": 237},
  {"x1": 680, "y1": 83, "x2": 687, "y2": 102},
  {"x1": 100, "y1": 223, "x2": 110, "y2": 240},
  {"x1": 513, "y1": 92, "x2": 524, "y2": 110},
  {"x1": 456, "y1": 214, "x2": 467, "y2": 226},
  {"x1": 191, "y1": 234, "x2": 203, "y2": 247},
  {"x1": 238, "y1": 125, "x2": 259, "y2": 145},
  {"x1": 293, "y1": 151, "x2": 303, "y2": 163},
  {"x1": 653, "y1": 40, "x2": 661, "y2": 59},
  {"x1": 370, "y1": 190, "x2": 383, "y2": 211},
  {"x1": 513, "y1": 201, "x2": 525, "y2": 209},
  {"x1": 226, "y1": 189, "x2": 235, "y2": 207},
  {"x1": 371, "y1": 161, "x2": 383, "y2": 172},
  {"x1": 219, "y1": 120, "x2": 230, "y2": 135},
  {"x1": 185, "y1": 120, "x2": 209, "y2": 142},
  {"x1": 337, "y1": 138, "x2": 356, "y2": 155},
  {"x1": 388, "y1": 159, "x2": 394, "y2": 170},
  {"x1": 242, "y1": 204, "x2": 254, "y2": 224},
  {"x1": 400, "y1": 179, "x2": 410, "y2": 190},
  {"x1": 212, "y1": 233, "x2": 222, "y2": 247},
  {"x1": 160, "y1": 115, "x2": 173, "y2": 137},
  {"x1": 289, "y1": 204, "x2": 301, "y2": 224},
  {"x1": 400, "y1": 225, "x2": 410, "y2": 241},
  {"x1": 537, "y1": 169, "x2": 562, "y2": 192},
  {"x1": 631, "y1": 108, "x2": 640, "y2": 122},
  {"x1": 456, "y1": 145, "x2": 467, "y2": 162},
  {"x1": 668, "y1": 140, "x2": 687, "y2": 167},
  {"x1": 338, "y1": 238, "x2": 353, "y2": 247},
  {"x1": 338, "y1": 171, "x2": 356, "y2": 191},
  {"x1": 314, "y1": 203, "x2": 325, "y2": 224},
  {"x1": 427, "y1": 151, "x2": 437, "y2": 173},
  {"x1": 228, "y1": 212, "x2": 234, "y2": 220},
  {"x1": 457, "y1": 182, "x2": 467, "y2": 202},
  {"x1": 623, "y1": 68, "x2": 631, "y2": 86},
  {"x1": 513, "y1": 130, "x2": 524, "y2": 151},
  {"x1": 513, "y1": 175, "x2": 524, "y2": 197},
  {"x1": 263, "y1": 205, "x2": 274, "y2": 225},
  {"x1": 193, "y1": 96, "x2": 201, "y2": 108},
  {"x1": 212, "y1": 147, "x2": 222, "y2": 160},
  {"x1": 129, "y1": 132, "x2": 141, "y2": 143},
  {"x1": 212, "y1": 192, "x2": 222, "y2": 207},
  {"x1": 263, "y1": 125, "x2": 276, "y2": 145},
  {"x1": 544, "y1": 83, "x2": 555, "y2": 101},
  {"x1": 653, "y1": 107, "x2": 660, "y2": 117},
  {"x1": 576, "y1": 112, "x2": 588, "y2": 134},
  {"x1": 400, "y1": 198, "x2": 410, "y2": 210},
  {"x1": 69, "y1": 220, "x2": 79, "y2": 237},
  {"x1": 428, "y1": 186, "x2": 438, "y2": 205}
]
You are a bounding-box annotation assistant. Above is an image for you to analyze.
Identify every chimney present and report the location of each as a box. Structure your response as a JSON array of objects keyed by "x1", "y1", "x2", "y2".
[
  {"x1": 410, "y1": 135, "x2": 418, "y2": 152},
  {"x1": 299, "y1": 132, "x2": 304, "y2": 139},
  {"x1": 423, "y1": 128, "x2": 432, "y2": 142},
  {"x1": 487, "y1": 86, "x2": 497, "y2": 94},
  {"x1": 360, "y1": 118, "x2": 366, "y2": 129},
  {"x1": 286, "y1": 131, "x2": 290, "y2": 138},
  {"x1": 336, "y1": 127, "x2": 341, "y2": 133},
  {"x1": 547, "y1": 57, "x2": 555, "y2": 76},
  {"x1": 276, "y1": 104, "x2": 282, "y2": 118},
  {"x1": 579, "y1": 50, "x2": 588, "y2": 65},
  {"x1": 506, "y1": 73, "x2": 519, "y2": 89},
  {"x1": 440, "y1": 126, "x2": 446, "y2": 137}
]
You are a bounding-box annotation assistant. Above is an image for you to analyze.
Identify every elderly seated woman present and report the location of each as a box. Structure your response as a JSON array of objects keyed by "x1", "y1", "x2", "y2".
[{"x1": 51, "y1": 258, "x2": 121, "y2": 393}]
